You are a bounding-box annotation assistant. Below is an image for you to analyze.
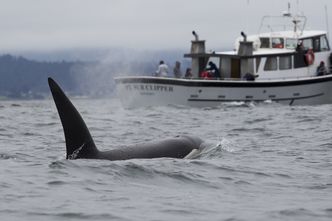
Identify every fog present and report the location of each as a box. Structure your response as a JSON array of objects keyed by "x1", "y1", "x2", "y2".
[{"x1": 0, "y1": 0, "x2": 331, "y2": 53}]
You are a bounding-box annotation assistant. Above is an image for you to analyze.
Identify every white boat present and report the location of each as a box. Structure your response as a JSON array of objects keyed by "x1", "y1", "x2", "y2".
[{"x1": 115, "y1": 9, "x2": 332, "y2": 108}]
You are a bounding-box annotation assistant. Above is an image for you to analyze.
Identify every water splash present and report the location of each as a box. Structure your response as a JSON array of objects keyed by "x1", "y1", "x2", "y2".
[{"x1": 194, "y1": 138, "x2": 238, "y2": 159}]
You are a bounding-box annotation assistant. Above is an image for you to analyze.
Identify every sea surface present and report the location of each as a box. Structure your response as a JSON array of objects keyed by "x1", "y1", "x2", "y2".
[{"x1": 0, "y1": 98, "x2": 331, "y2": 221}]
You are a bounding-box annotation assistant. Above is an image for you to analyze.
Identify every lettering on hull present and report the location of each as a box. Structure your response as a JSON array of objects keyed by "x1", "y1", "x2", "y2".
[{"x1": 125, "y1": 84, "x2": 174, "y2": 93}]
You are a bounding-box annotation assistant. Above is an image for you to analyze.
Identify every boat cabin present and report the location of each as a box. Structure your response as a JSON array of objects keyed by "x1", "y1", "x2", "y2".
[{"x1": 184, "y1": 31, "x2": 331, "y2": 81}]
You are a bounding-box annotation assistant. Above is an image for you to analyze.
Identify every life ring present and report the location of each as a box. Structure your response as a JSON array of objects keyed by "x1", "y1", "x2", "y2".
[{"x1": 305, "y1": 49, "x2": 315, "y2": 65}]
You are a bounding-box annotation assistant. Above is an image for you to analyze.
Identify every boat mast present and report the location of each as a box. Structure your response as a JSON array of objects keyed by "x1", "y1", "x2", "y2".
[
  {"x1": 288, "y1": 1, "x2": 306, "y2": 37},
  {"x1": 325, "y1": 5, "x2": 330, "y2": 41}
]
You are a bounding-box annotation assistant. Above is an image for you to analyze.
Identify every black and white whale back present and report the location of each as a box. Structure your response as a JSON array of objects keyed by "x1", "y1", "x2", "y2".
[{"x1": 48, "y1": 77, "x2": 204, "y2": 161}]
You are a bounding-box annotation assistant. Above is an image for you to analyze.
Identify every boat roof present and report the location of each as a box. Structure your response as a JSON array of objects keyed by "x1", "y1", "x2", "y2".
[
  {"x1": 217, "y1": 30, "x2": 327, "y2": 57},
  {"x1": 184, "y1": 29, "x2": 328, "y2": 59},
  {"x1": 216, "y1": 49, "x2": 295, "y2": 56},
  {"x1": 185, "y1": 48, "x2": 296, "y2": 59},
  {"x1": 254, "y1": 30, "x2": 327, "y2": 39}
]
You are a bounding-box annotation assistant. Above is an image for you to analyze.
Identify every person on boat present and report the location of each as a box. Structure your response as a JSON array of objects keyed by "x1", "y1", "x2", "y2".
[
  {"x1": 185, "y1": 68, "x2": 193, "y2": 78},
  {"x1": 173, "y1": 61, "x2": 182, "y2": 78},
  {"x1": 200, "y1": 71, "x2": 212, "y2": 79},
  {"x1": 243, "y1": 73, "x2": 258, "y2": 81},
  {"x1": 205, "y1": 61, "x2": 221, "y2": 78},
  {"x1": 316, "y1": 61, "x2": 327, "y2": 76},
  {"x1": 296, "y1": 40, "x2": 304, "y2": 52},
  {"x1": 155, "y1": 60, "x2": 169, "y2": 77}
]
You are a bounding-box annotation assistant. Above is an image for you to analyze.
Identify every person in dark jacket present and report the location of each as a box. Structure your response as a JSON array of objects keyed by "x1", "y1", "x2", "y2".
[
  {"x1": 243, "y1": 73, "x2": 258, "y2": 81},
  {"x1": 206, "y1": 61, "x2": 221, "y2": 78},
  {"x1": 316, "y1": 61, "x2": 327, "y2": 76}
]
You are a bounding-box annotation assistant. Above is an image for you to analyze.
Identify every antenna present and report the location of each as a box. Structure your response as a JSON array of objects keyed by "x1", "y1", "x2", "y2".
[
  {"x1": 296, "y1": 0, "x2": 299, "y2": 12},
  {"x1": 325, "y1": 5, "x2": 330, "y2": 41},
  {"x1": 283, "y1": 2, "x2": 292, "y2": 17}
]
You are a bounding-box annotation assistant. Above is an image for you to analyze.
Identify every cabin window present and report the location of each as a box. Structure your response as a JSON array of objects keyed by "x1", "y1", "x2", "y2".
[
  {"x1": 302, "y1": 38, "x2": 313, "y2": 50},
  {"x1": 256, "y1": 58, "x2": 261, "y2": 73},
  {"x1": 272, "y1": 38, "x2": 284, "y2": 48},
  {"x1": 320, "y1": 35, "x2": 329, "y2": 51},
  {"x1": 313, "y1": 38, "x2": 320, "y2": 52},
  {"x1": 279, "y1": 56, "x2": 292, "y2": 70},
  {"x1": 264, "y1": 57, "x2": 278, "y2": 71},
  {"x1": 286, "y1": 39, "x2": 297, "y2": 49},
  {"x1": 260, "y1": 38, "x2": 270, "y2": 48}
]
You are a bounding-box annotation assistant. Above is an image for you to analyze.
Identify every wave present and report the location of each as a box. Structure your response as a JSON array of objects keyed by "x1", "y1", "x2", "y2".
[
  {"x1": 272, "y1": 208, "x2": 327, "y2": 219},
  {"x1": 10, "y1": 103, "x2": 22, "y2": 107},
  {"x1": 26, "y1": 212, "x2": 123, "y2": 220},
  {"x1": 0, "y1": 153, "x2": 16, "y2": 160}
]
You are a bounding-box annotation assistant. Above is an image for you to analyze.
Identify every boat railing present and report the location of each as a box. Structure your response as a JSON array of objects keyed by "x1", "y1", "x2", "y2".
[
  {"x1": 258, "y1": 14, "x2": 307, "y2": 36},
  {"x1": 155, "y1": 74, "x2": 331, "y2": 82}
]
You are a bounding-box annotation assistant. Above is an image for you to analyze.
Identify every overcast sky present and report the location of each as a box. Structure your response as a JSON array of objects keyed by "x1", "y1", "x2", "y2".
[{"x1": 0, "y1": 0, "x2": 332, "y2": 53}]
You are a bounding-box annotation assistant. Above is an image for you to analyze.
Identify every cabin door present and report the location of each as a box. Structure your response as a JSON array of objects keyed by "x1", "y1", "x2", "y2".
[
  {"x1": 199, "y1": 57, "x2": 209, "y2": 74},
  {"x1": 231, "y1": 59, "x2": 241, "y2": 79}
]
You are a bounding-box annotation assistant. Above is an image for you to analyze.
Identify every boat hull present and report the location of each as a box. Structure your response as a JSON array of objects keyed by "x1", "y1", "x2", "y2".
[{"x1": 114, "y1": 76, "x2": 332, "y2": 108}]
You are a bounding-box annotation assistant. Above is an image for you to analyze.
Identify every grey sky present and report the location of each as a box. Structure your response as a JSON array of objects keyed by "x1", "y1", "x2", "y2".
[{"x1": 0, "y1": 0, "x2": 332, "y2": 52}]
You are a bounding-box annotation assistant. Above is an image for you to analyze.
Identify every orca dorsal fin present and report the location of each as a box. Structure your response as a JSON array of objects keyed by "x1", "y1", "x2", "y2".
[{"x1": 48, "y1": 78, "x2": 99, "y2": 159}]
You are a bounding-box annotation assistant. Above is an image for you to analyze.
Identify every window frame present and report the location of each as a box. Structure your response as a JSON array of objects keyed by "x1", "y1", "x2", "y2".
[
  {"x1": 320, "y1": 35, "x2": 330, "y2": 51},
  {"x1": 272, "y1": 37, "x2": 284, "y2": 49},
  {"x1": 264, "y1": 57, "x2": 278, "y2": 71},
  {"x1": 279, "y1": 55, "x2": 292, "y2": 70},
  {"x1": 260, "y1": 37, "x2": 270, "y2": 48}
]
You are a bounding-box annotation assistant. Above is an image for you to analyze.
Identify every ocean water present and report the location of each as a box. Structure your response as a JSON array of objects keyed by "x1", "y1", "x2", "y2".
[{"x1": 0, "y1": 98, "x2": 331, "y2": 221}]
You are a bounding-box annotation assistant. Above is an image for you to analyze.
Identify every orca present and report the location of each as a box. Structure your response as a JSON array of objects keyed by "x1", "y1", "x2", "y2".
[{"x1": 48, "y1": 78, "x2": 204, "y2": 161}]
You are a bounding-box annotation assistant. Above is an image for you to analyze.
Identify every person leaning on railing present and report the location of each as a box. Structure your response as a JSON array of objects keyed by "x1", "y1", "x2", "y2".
[
  {"x1": 316, "y1": 61, "x2": 327, "y2": 76},
  {"x1": 155, "y1": 60, "x2": 169, "y2": 77}
]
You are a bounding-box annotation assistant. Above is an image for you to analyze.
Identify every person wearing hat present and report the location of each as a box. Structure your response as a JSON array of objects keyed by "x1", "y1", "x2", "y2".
[{"x1": 316, "y1": 61, "x2": 327, "y2": 76}]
